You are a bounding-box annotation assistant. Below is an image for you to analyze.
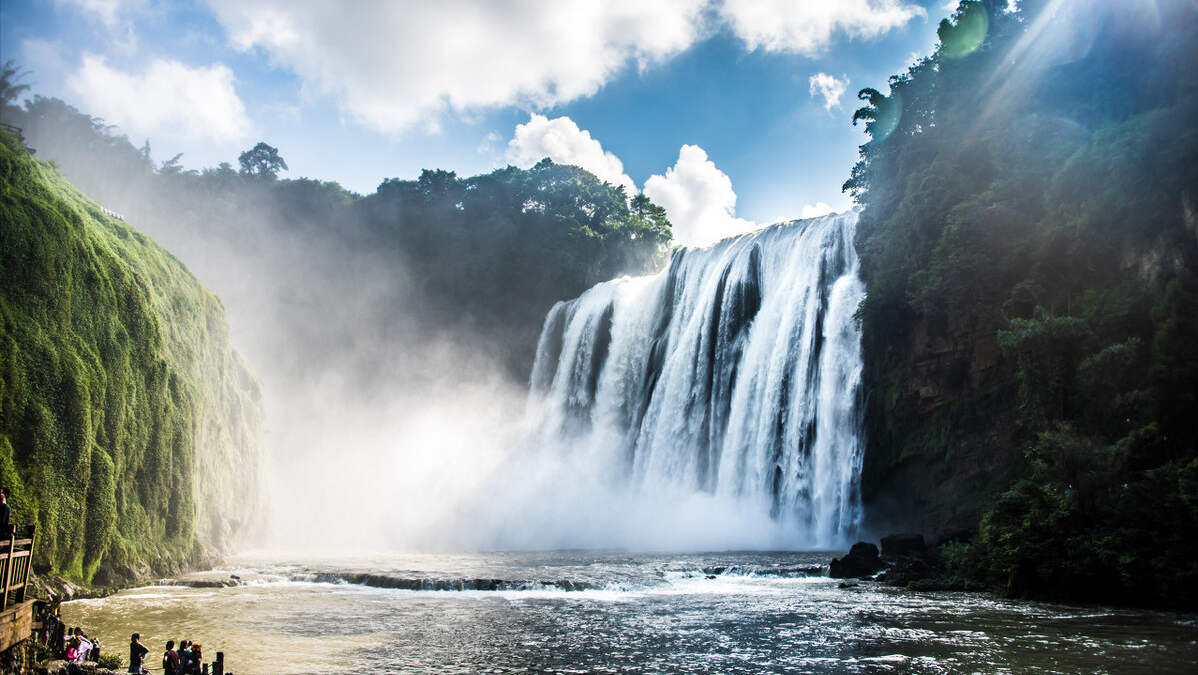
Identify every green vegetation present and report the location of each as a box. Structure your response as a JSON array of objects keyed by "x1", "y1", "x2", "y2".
[
  {"x1": 1, "y1": 85, "x2": 672, "y2": 381},
  {"x1": 0, "y1": 130, "x2": 265, "y2": 585},
  {"x1": 361, "y1": 162, "x2": 671, "y2": 370},
  {"x1": 850, "y1": 0, "x2": 1198, "y2": 607}
]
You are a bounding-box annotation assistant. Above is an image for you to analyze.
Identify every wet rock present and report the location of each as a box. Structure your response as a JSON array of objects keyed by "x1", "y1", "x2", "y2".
[
  {"x1": 877, "y1": 557, "x2": 929, "y2": 586},
  {"x1": 829, "y1": 542, "x2": 884, "y2": 579},
  {"x1": 880, "y1": 533, "x2": 927, "y2": 560},
  {"x1": 837, "y1": 581, "x2": 859, "y2": 589}
]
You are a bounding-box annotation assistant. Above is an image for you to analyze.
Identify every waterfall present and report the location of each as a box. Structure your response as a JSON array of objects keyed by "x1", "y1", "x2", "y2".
[{"x1": 519, "y1": 211, "x2": 865, "y2": 550}]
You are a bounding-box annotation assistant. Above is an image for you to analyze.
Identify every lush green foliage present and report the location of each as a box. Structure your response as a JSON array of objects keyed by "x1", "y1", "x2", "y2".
[
  {"x1": 238, "y1": 142, "x2": 288, "y2": 180},
  {"x1": 850, "y1": 0, "x2": 1198, "y2": 606},
  {"x1": 0, "y1": 131, "x2": 265, "y2": 585},
  {"x1": 1, "y1": 91, "x2": 672, "y2": 381},
  {"x1": 361, "y1": 161, "x2": 672, "y2": 370}
]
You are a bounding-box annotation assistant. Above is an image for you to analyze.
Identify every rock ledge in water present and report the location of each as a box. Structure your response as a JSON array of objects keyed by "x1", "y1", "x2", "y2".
[{"x1": 829, "y1": 542, "x2": 885, "y2": 578}]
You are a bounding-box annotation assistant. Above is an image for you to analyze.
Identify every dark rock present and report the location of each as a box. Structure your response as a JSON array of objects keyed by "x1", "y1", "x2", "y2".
[
  {"x1": 878, "y1": 557, "x2": 929, "y2": 586},
  {"x1": 837, "y1": 581, "x2": 859, "y2": 588},
  {"x1": 829, "y1": 542, "x2": 884, "y2": 578},
  {"x1": 880, "y1": 533, "x2": 927, "y2": 560}
]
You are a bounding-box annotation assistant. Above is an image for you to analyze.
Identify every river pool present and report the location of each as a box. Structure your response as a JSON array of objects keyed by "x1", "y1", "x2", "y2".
[{"x1": 60, "y1": 551, "x2": 1198, "y2": 674}]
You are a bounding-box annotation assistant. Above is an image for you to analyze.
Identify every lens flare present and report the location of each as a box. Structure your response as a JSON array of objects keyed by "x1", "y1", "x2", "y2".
[{"x1": 938, "y1": 2, "x2": 989, "y2": 60}]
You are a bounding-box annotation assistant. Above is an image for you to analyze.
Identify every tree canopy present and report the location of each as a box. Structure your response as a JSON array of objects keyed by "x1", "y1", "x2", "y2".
[{"x1": 238, "y1": 142, "x2": 288, "y2": 179}]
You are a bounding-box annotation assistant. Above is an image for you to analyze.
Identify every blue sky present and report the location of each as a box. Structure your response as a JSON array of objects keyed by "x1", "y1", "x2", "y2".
[{"x1": 0, "y1": 0, "x2": 956, "y2": 247}]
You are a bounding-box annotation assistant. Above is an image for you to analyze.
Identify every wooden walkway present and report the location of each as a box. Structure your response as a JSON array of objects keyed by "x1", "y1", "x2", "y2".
[{"x1": 0, "y1": 526, "x2": 36, "y2": 652}]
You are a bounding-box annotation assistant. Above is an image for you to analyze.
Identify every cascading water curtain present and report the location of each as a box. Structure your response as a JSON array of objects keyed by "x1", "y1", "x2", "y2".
[{"x1": 527, "y1": 211, "x2": 865, "y2": 549}]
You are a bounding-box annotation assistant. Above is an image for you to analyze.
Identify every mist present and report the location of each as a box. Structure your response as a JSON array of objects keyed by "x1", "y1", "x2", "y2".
[
  {"x1": 1, "y1": 117, "x2": 682, "y2": 552},
  {"x1": 113, "y1": 175, "x2": 543, "y2": 552},
  {"x1": 6, "y1": 96, "x2": 872, "y2": 554}
]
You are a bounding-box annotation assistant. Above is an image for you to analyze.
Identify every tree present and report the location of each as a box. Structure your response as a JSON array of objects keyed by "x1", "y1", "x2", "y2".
[
  {"x1": 0, "y1": 60, "x2": 31, "y2": 118},
  {"x1": 238, "y1": 142, "x2": 288, "y2": 179}
]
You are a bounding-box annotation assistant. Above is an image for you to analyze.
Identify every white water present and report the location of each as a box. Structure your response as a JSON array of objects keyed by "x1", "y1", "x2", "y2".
[{"x1": 494, "y1": 212, "x2": 865, "y2": 550}]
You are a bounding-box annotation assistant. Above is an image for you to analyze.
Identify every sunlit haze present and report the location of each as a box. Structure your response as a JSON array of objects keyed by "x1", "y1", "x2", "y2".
[{"x1": 1, "y1": 0, "x2": 956, "y2": 552}]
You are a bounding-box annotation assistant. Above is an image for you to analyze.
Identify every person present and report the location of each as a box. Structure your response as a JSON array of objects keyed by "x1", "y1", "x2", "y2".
[
  {"x1": 190, "y1": 643, "x2": 203, "y2": 673},
  {"x1": 179, "y1": 640, "x2": 193, "y2": 674},
  {"x1": 0, "y1": 487, "x2": 10, "y2": 538},
  {"x1": 128, "y1": 633, "x2": 148, "y2": 674},
  {"x1": 163, "y1": 640, "x2": 180, "y2": 675},
  {"x1": 76, "y1": 632, "x2": 93, "y2": 662}
]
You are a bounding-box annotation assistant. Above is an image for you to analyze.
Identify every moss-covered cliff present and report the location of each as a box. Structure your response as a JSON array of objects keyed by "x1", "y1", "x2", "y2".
[{"x1": 0, "y1": 130, "x2": 266, "y2": 586}]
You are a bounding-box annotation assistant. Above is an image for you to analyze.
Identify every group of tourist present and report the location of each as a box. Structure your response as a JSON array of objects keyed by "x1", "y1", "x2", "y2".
[
  {"x1": 64, "y1": 626, "x2": 100, "y2": 662},
  {"x1": 129, "y1": 633, "x2": 215, "y2": 674},
  {"x1": 10, "y1": 486, "x2": 231, "y2": 675}
]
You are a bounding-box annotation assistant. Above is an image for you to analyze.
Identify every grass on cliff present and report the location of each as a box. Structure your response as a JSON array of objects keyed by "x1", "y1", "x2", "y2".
[{"x1": 0, "y1": 129, "x2": 263, "y2": 585}]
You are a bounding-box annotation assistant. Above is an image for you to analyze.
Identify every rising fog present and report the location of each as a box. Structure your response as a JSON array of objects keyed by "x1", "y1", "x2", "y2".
[
  {"x1": 6, "y1": 123, "x2": 707, "y2": 551},
  {"x1": 107, "y1": 171, "x2": 547, "y2": 551}
]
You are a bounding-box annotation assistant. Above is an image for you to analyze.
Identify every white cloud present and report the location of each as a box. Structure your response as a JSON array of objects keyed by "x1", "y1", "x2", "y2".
[
  {"x1": 801, "y1": 202, "x2": 834, "y2": 218},
  {"x1": 205, "y1": 0, "x2": 709, "y2": 135},
  {"x1": 67, "y1": 55, "x2": 253, "y2": 144},
  {"x1": 809, "y1": 72, "x2": 848, "y2": 111},
  {"x1": 720, "y1": 0, "x2": 926, "y2": 55},
  {"x1": 506, "y1": 114, "x2": 637, "y2": 195},
  {"x1": 643, "y1": 145, "x2": 757, "y2": 249}
]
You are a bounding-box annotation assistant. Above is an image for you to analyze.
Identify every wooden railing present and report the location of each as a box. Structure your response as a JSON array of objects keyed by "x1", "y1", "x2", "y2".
[{"x1": 1, "y1": 525, "x2": 36, "y2": 612}]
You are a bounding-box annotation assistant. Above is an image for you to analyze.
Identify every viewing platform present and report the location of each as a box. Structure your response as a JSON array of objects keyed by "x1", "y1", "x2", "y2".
[{"x1": 0, "y1": 525, "x2": 36, "y2": 652}]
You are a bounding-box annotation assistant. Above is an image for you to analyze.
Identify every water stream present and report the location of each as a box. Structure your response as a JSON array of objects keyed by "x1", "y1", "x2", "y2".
[{"x1": 495, "y1": 212, "x2": 865, "y2": 550}]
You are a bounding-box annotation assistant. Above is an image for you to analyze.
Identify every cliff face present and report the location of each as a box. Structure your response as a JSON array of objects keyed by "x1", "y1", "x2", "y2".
[
  {"x1": 859, "y1": 216, "x2": 1197, "y2": 541},
  {"x1": 850, "y1": 0, "x2": 1198, "y2": 607},
  {"x1": 859, "y1": 312, "x2": 1014, "y2": 539},
  {"x1": 0, "y1": 132, "x2": 266, "y2": 585}
]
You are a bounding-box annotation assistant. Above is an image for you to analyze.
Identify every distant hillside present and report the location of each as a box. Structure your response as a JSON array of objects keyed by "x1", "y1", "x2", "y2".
[{"x1": 0, "y1": 130, "x2": 266, "y2": 585}]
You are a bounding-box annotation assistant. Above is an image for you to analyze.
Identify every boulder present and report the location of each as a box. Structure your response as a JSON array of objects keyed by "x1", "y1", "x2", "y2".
[
  {"x1": 877, "y1": 556, "x2": 929, "y2": 585},
  {"x1": 880, "y1": 533, "x2": 927, "y2": 560},
  {"x1": 829, "y1": 542, "x2": 884, "y2": 578}
]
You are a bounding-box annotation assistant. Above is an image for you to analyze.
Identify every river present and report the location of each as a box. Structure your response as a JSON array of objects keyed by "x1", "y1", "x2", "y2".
[{"x1": 60, "y1": 551, "x2": 1197, "y2": 674}]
